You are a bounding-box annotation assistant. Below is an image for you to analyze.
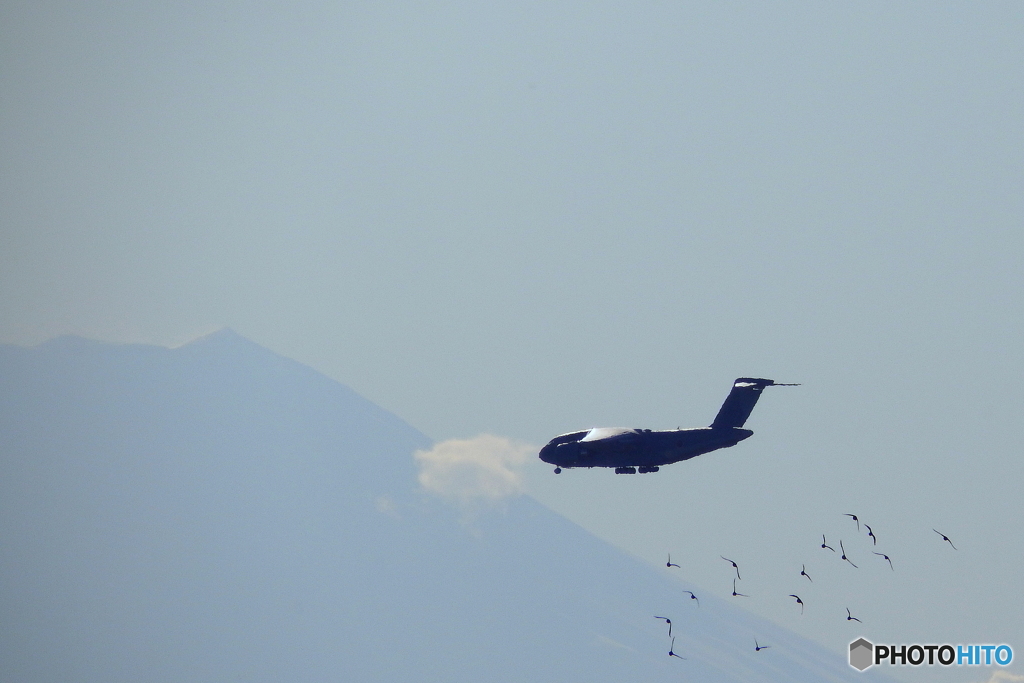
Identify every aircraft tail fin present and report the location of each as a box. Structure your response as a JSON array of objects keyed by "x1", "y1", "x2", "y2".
[{"x1": 711, "y1": 378, "x2": 793, "y2": 429}]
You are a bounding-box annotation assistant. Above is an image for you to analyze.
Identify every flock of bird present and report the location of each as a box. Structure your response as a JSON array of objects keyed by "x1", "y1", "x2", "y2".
[{"x1": 653, "y1": 514, "x2": 958, "y2": 660}]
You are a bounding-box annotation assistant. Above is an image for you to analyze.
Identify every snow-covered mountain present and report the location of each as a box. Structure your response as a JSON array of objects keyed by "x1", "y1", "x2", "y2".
[{"x1": 0, "y1": 331, "x2": 891, "y2": 682}]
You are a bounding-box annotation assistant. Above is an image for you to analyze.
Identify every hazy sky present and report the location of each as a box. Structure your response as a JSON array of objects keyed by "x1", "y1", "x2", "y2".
[{"x1": 2, "y1": 2, "x2": 1022, "y2": 680}]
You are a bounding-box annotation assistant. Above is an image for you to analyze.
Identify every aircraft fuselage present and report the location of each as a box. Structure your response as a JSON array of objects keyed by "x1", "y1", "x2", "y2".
[
  {"x1": 539, "y1": 426, "x2": 753, "y2": 470},
  {"x1": 538, "y1": 377, "x2": 794, "y2": 474}
]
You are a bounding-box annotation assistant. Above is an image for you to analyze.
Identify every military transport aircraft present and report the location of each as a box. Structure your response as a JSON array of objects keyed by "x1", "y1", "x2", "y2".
[{"x1": 539, "y1": 378, "x2": 797, "y2": 474}]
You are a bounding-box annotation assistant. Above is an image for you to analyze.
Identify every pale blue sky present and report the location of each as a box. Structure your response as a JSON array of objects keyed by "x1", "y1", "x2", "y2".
[{"x1": 2, "y1": 2, "x2": 1022, "y2": 679}]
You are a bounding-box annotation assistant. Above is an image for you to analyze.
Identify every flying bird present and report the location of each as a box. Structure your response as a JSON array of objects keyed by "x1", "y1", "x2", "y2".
[
  {"x1": 934, "y1": 529, "x2": 957, "y2": 550},
  {"x1": 821, "y1": 534, "x2": 835, "y2": 552},
  {"x1": 654, "y1": 616, "x2": 672, "y2": 637},
  {"x1": 844, "y1": 513, "x2": 860, "y2": 532},
  {"x1": 666, "y1": 553, "x2": 680, "y2": 569},
  {"x1": 732, "y1": 579, "x2": 749, "y2": 597},
  {"x1": 840, "y1": 540, "x2": 858, "y2": 568},
  {"x1": 755, "y1": 639, "x2": 771, "y2": 652},
  {"x1": 846, "y1": 607, "x2": 862, "y2": 623},
  {"x1": 865, "y1": 524, "x2": 877, "y2": 545},
  {"x1": 873, "y1": 552, "x2": 894, "y2": 570},
  {"x1": 669, "y1": 636, "x2": 686, "y2": 659},
  {"x1": 800, "y1": 564, "x2": 813, "y2": 582},
  {"x1": 683, "y1": 590, "x2": 700, "y2": 607},
  {"x1": 721, "y1": 556, "x2": 741, "y2": 580},
  {"x1": 789, "y1": 594, "x2": 804, "y2": 614}
]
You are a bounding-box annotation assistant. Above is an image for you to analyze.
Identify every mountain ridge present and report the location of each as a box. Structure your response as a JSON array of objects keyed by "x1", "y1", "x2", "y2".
[{"x1": 0, "y1": 332, "x2": 892, "y2": 682}]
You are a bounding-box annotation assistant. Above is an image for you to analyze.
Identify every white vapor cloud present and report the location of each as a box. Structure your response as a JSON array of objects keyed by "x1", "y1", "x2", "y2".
[{"x1": 414, "y1": 434, "x2": 535, "y2": 503}]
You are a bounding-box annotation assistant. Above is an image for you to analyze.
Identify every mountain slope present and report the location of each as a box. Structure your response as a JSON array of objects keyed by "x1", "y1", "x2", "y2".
[{"x1": 0, "y1": 331, "x2": 890, "y2": 682}]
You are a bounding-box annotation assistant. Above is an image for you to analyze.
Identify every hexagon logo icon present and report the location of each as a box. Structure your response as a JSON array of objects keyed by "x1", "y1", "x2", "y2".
[{"x1": 849, "y1": 638, "x2": 874, "y2": 671}]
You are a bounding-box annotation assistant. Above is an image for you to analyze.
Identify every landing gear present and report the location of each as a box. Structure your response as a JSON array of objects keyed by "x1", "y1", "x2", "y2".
[
  {"x1": 553, "y1": 467, "x2": 562, "y2": 474},
  {"x1": 614, "y1": 466, "x2": 658, "y2": 474}
]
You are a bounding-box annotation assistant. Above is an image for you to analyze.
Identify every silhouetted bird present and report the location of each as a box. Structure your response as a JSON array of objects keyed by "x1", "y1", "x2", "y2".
[
  {"x1": 683, "y1": 590, "x2": 700, "y2": 607},
  {"x1": 755, "y1": 639, "x2": 771, "y2": 652},
  {"x1": 865, "y1": 524, "x2": 877, "y2": 545},
  {"x1": 840, "y1": 540, "x2": 858, "y2": 568},
  {"x1": 669, "y1": 636, "x2": 686, "y2": 659},
  {"x1": 845, "y1": 513, "x2": 860, "y2": 532},
  {"x1": 654, "y1": 616, "x2": 672, "y2": 637},
  {"x1": 789, "y1": 594, "x2": 804, "y2": 614},
  {"x1": 721, "y1": 556, "x2": 741, "y2": 580},
  {"x1": 800, "y1": 564, "x2": 812, "y2": 582},
  {"x1": 666, "y1": 553, "x2": 680, "y2": 568},
  {"x1": 846, "y1": 607, "x2": 862, "y2": 623},
  {"x1": 821, "y1": 534, "x2": 835, "y2": 552},
  {"x1": 873, "y1": 552, "x2": 894, "y2": 570},
  {"x1": 732, "y1": 579, "x2": 749, "y2": 597},
  {"x1": 934, "y1": 529, "x2": 957, "y2": 550}
]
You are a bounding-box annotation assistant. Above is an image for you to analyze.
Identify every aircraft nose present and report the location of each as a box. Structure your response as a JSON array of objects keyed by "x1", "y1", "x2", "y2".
[{"x1": 539, "y1": 443, "x2": 556, "y2": 463}]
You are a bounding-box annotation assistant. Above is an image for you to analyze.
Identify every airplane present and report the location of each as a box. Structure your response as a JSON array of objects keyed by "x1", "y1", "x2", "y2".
[{"x1": 539, "y1": 378, "x2": 796, "y2": 474}]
